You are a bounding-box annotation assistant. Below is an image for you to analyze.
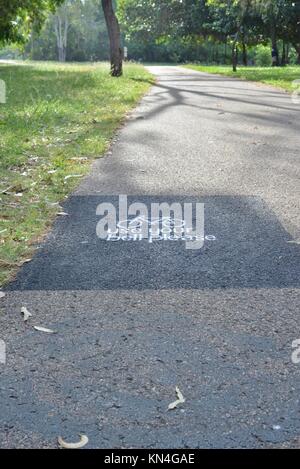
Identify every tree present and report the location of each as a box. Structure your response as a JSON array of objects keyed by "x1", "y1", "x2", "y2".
[
  {"x1": 252, "y1": 0, "x2": 300, "y2": 66},
  {"x1": 252, "y1": 0, "x2": 281, "y2": 66},
  {"x1": 118, "y1": 0, "x2": 264, "y2": 69},
  {"x1": 27, "y1": 0, "x2": 109, "y2": 62},
  {"x1": 101, "y1": 0, "x2": 123, "y2": 76},
  {"x1": 207, "y1": 1, "x2": 254, "y2": 71},
  {"x1": 118, "y1": 0, "x2": 193, "y2": 62},
  {"x1": 54, "y1": 1, "x2": 70, "y2": 62},
  {"x1": 0, "y1": 0, "x2": 63, "y2": 44},
  {"x1": 279, "y1": 0, "x2": 300, "y2": 64}
]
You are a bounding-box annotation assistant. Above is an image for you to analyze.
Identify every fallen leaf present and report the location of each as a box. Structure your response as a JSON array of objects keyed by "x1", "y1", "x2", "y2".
[
  {"x1": 58, "y1": 434, "x2": 89, "y2": 449},
  {"x1": 168, "y1": 386, "x2": 186, "y2": 410},
  {"x1": 0, "y1": 291, "x2": 5, "y2": 299},
  {"x1": 33, "y1": 326, "x2": 55, "y2": 334},
  {"x1": 64, "y1": 174, "x2": 82, "y2": 181},
  {"x1": 19, "y1": 258, "x2": 32, "y2": 266},
  {"x1": 21, "y1": 306, "x2": 32, "y2": 322},
  {"x1": 175, "y1": 386, "x2": 185, "y2": 402},
  {"x1": 46, "y1": 201, "x2": 60, "y2": 207}
]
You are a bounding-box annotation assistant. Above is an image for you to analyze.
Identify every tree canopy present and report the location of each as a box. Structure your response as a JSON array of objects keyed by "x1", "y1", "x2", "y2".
[
  {"x1": 119, "y1": 0, "x2": 300, "y2": 65},
  {"x1": 1, "y1": 0, "x2": 299, "y2": 67},
  {"x1": 0, "y1": 0, "x2": 64, "y2": 43}
]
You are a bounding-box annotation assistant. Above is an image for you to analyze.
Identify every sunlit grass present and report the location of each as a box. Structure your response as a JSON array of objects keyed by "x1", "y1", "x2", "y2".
[
  {"x1": 184, "y1": 64, "x2": 300, "y2": 92},
  {"x1": 0, "y1": 61, "x2": 154, "y2": 285}
]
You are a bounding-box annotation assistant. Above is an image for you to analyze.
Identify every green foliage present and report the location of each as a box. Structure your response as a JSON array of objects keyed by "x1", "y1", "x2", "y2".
[
  {"x1": 27, "y1": 0, "x2": 110, "y2": 61},
  {"x1": 254, "y1": 44, "x2": 272, "y2": 66},
  {"x1": 0, "y1": 44, "x2": 23, "y2": 59},
  {"x1": 2, "y1": 0, "x2": 299, "y2": 65},
  {"x1": 119, "y1": 0, "x2": 300, "y2": 65},
  {"x1": 0, "y1": 0, "x2": 64, "y2": 43}
]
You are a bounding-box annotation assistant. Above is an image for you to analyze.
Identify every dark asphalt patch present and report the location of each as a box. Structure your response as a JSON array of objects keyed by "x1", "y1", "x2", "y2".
[{"x1": 7, "y1": 195, "x2": 299, "y2": 291}]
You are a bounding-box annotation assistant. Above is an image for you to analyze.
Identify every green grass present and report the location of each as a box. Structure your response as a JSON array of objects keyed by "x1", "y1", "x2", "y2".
[
  {"x1": 184, "y1": 64, "x2": 300, "y2": 92},
  {"x1": 0, "y1": 61, "x2": 154, "y2": 286}
]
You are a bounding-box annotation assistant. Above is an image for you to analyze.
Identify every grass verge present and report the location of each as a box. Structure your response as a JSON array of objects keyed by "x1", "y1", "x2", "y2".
[
  {"x1": 0, "y1": 61, "x2": 154, "y2": 286},
  {"x1": 184, "y1": 64, "x2": 300, "y2": 92}
]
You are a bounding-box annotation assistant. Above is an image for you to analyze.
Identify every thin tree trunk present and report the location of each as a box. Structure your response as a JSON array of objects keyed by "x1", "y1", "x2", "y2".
[
  {"x1": 224, "y1": 38, "x2": 227, "y2": 64},
  {"x1": 286, "y1": 43, "x2": 290, "y2": 64},
  {"x1": 63, "y1": 17, "x2": 69, "y2": 62},
  {"x1": 242, "y1": 41, "x2": 247, "y2": 66},
  {"x1": 231, "y1": 29, "x2": 240, "y2": 72},
  {"x1": 232, "y1": 41, "x2": 238, "y2": 72},
  {"x1": 31, "y1": 31, "x2": 34, "y2": 59},
  {"x1": 54, "y1": 13, "x2": 68, "y2": 63},
  {"x1": 101, "y1": 0, "x2": 123, "y2": 77},
  {"x1": 281, "y1": 41, "x2": 286, "y2": 66},
  {"x1": 270, "y1": 22, "x2": 279, "y2": 66},
  {"x1": 294, "y1": 44, "x2": 300, "y2": 65}
]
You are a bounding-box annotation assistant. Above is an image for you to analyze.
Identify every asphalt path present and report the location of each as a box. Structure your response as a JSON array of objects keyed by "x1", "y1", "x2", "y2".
[{"x1": 0, "y1": 66, "x2": 300, "y2": 448}]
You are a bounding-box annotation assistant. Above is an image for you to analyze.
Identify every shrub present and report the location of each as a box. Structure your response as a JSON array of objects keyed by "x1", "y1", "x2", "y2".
[{"x1": 254, "y1": 45, "x2": 271, "y2": 66}]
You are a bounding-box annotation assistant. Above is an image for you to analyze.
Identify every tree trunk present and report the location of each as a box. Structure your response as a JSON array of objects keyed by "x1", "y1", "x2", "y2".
[
  {"x1": 270, "y1": 22, "x2": 279, "y2": 66},
  {"x1": 231, "y1": 29, "x2": 240, "y2": 72},
  {"x1": 242, "y1": 41, "x2": 247, "y2": 66},
  {"x1": 232, "y1": 42, "x2": 238, "y2": 72},
  {"x1": 294, "y1": 44, "x2": 300, "y2": 65},
  {"x1": 280, "y1": 41, "x2": 286, "y2": 67},
  {"x1": 286, "y1": 43, "x2": 290, "y2": 64},
  {"x1": 31, "y1": 32, "x2": 34, "y2": 59},
  {"x1": 101, "y1": 0, "x2": 123, "y2": 77},
  {"x1": 224, "y1": 39, "x2": 227, "y2": 64},
  {"x1": 54, "y1": 13, "x2": 68, "y2": 63}
]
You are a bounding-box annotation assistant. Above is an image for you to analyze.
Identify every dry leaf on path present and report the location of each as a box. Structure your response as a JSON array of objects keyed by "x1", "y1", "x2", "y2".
[
  {"x1": 21, "y1": 306, "x2": 32, "y2": 322},
  {"x1": 58, "y1": 435, "x2": 89, "y2": 449},
  {"x1": 287, "y1": 239, "x2": 300, "y2": 245},
  {"x1": 19, "y1": 258, "x2": 32, "y2": 266},
  {"x1": 168, "y1": 386, "x2": 186, "y2": 410},
  {"x1": 33, "y1": 326, "x2": 55, "y2": 334}
]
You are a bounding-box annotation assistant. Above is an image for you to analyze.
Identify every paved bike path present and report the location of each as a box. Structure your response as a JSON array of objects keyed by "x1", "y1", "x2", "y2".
[{"x1": 1, "y1": 66, "x2": 300, "y2": 448}]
